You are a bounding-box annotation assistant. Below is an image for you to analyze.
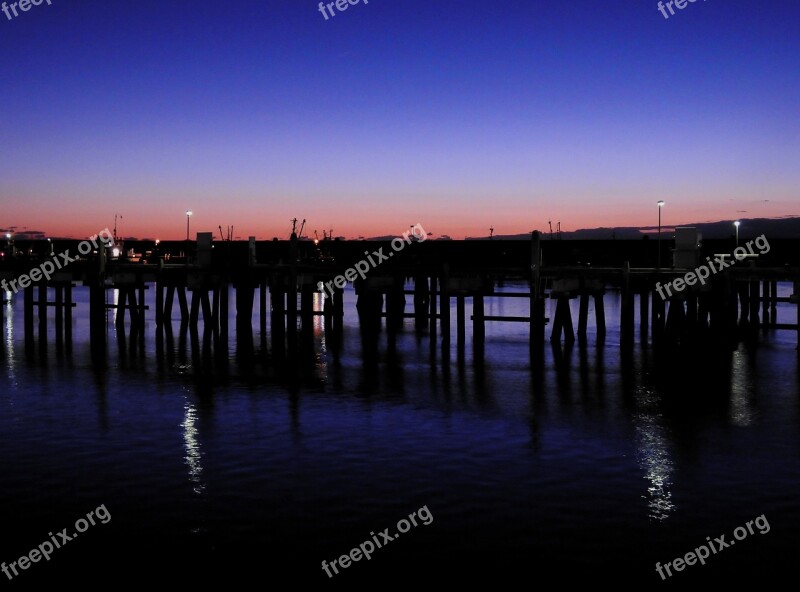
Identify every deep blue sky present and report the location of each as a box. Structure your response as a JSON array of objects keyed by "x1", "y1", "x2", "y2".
[{"x1": 1, "y1": 0, "x2": 798, "y2": 239}]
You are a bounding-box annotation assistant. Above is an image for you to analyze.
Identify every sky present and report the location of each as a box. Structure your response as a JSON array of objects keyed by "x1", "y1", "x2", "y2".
[{"x1": 1, "y1": 0, "x2": 798, "y2": 240}]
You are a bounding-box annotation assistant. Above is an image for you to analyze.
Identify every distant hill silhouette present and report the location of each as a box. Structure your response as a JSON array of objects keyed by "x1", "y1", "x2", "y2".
[{"x1": 465, "y1": 216, "x2": 800, "y2": 240}]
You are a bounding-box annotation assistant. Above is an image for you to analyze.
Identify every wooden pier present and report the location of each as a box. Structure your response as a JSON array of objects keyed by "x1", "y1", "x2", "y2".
[{"x1": 1, "y1": 233, "x2": 799, "y2": 362}]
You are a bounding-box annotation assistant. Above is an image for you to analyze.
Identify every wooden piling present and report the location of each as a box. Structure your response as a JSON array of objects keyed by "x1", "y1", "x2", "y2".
[
  {"x1": 429, "y1": 276, "x2": 438, "y2": 358},
  {"x1": 201, "y1": 290, "x2": 212, "y2": 330},
  {"x1": 288, "y1": 235, "x2": 298, "y2": 350},
  {"x1": 177, "y1": 286, "x2": 189, "y2": 322},
  {"x1": 38, "y1": 283, "x2": 47, "y2": 341},
  {"x1": 795, "y1": 281, "x2": 800, "y2": 350},
  {"x1": 212, "y1": 286, "x2": 220, "y2": 340},
  {"x1": 440, "y1": 266, "x2": 450, "y2": 345},
  {"x1": 55, "y1": 286, "x2": 63, "y2": 346},
  {"x1": 724, "y1": 273, "x2": 737, "y2": 340},
  {"x1": 686, "y1": 294, "x2": 698, "y2": 334},
  {"x1": 665, "y1": 300, "x2": 686, "y2": 343},
  {"x1": 620, "y1": 262, "x2": 634, "y2": 345},
  {"x1": 333, "y1": 284, "x2": 344, "y2": 334},
  {"x1": 551, "y1": 296, "x2": 575, "y2": 344},
  {"x1": 594, "y1": 293, "x2": 606, "y2": 338},
  {"x1": 235, "y1": 281, "x2": 256, "y2": 359},
  {"x1": 270, "y1": 280, "x2": 285, "y2": 346},
  {"x1": 89, "y1": 284, "x2": 106, "y2": 352},
  {"x1": 138, "y1": 286, "x2": 146, "y2": 335},
  {"x1": 414, "y1": 275, "x2": 429, "y2": 329},
  {"x1": 639, "y1": 287, "x2": 650, "y2": 342},
  {"x1": 578, "y1": 292, "x2": 589, "y2": 341},
  {"x1": 128, "y1": 288, "x2": 137, "y2": 329},
  {"x1": 220, "y1": 283, "x2": 229, "y2": 347},
  {"x1": 473, "y1": 293, "x2": 485, "y2": 344},
  {"x1": 456, "y1": 295, "x2": 466, "y2": 352},
  {"x1": 65, "y1": 283, "x2": 73, "y2": 346},
  {"x1": 738, "y1": 281, "x2": 749, "y2": 326},
  {"x1": 530, "y1": 231, "x2": 545, "y2": 348},
  {"x1": 190, "y1": 290, "x2": 201, "y2": 326},
  {"x1": 651, "y1": 291, "x2": 664, "y2": 344},
  {"x1": 300, "y1": 282, "x2": 314, "y2": 348},
  {"x1": 386, "y1": 279, "x2": 405, "y2": 332},
  {"x1": 749, "y1": 279, "x2": 760, "y2": 330},
  {"x1": 260, "y1": 280, "x2": 268, "y2": 339},
  {"x1": 164, "y1": 285, "x2": 175, "y2": 321},
  {"x1": 115, "y1": 288, "x2": 126, "y2": 331},
  {"x1": 155, "y1": 282, "x2": 164, "y2": 328},
  {"x1": 770, "y1": 280, "x2": 778, "y2": 325}
]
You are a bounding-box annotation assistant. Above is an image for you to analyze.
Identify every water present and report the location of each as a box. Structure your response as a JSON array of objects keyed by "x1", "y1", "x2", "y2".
[{"x1": 0, "y1": 283, "x2": 798, "y2": 584}]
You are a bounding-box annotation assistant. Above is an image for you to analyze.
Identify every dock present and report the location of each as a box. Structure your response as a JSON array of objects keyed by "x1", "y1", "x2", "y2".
[{"x1": 1, "y1": 232, "x2": 799, "y2": 363}]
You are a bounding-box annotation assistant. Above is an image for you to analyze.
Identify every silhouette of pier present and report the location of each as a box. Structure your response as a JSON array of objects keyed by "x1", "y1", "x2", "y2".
[{"x1": 1, "y1": 232, "x2": 799, "y2": 363}]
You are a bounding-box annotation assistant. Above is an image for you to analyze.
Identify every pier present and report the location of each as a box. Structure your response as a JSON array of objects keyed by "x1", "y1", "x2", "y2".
[{"x1": 1, "y1": 233, "x2": 799, "y2": 362}]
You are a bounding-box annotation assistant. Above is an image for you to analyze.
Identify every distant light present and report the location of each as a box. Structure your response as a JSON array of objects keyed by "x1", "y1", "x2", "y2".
[
  {"x1": 734, "y1": 220, "x2": 740, "y2": 227},
  {"x1": 186, "y1": 210, "x2": 193, "y2": 217},
  {"x1": 6, "y1": 233, "x2": 11, "y2": 239},
  {"x1": 112, "y1": 248, "x2": 120, "y2": 258},
  {"x1": 657, "y1": 200, "x2": 665, "y2": 207},
  {"x1": 155, "y1": 239, "x2": 160, "y2": 245}
]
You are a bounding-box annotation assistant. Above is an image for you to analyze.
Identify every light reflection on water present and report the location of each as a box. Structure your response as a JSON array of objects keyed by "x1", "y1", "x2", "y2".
[
  {"x1": 182, "y1": 401, "x2": 206, "y2": 495},
  {"x1": 634, "y1": 387, "x2": 675, "y2": 521},
  {"x1": 2, "y1": 291, "x2": 15, "y2": 384},
  {"x1": 730, "y1": 351, "x2": 756, "y2": 427}
]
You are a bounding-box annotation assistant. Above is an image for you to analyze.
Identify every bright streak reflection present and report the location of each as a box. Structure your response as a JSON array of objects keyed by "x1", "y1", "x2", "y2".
[
  {"x1": 3, "y1": 290, "x2": 16, "y2": 380},
  {"x1": 112, "y1": 289, "x2": 119, "y2": 325},
  {"x1": 634, "y1": 387, "x2": 675, "y2": 521},
  {"x1": 181, "y1": 403, "x2": 206, "y2": 495},
  {"x1": 729, "y1": 352, "x2": 754, "y2": 426}
]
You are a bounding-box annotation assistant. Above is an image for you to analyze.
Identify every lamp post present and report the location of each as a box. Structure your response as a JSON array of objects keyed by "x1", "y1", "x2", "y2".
[
  {"x1": 657, "y1": 200, "x2": 665, "y2": 268},
  {"x1": 734, "y1": 220, "x2": 740, "y2": 247},
  {"x1": 186, "y1": 210, "x2": 193, "y2": 241}
]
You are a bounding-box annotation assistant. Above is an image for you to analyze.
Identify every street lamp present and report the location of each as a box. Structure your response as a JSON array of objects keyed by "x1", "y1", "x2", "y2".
[
  {"x1": 734, "y1": 220, "x2": 740, "y2": 246},
  {"x1": 186, "y1": 210, "x2": 193, "y2": 241},
  {"x1": 657, "y1": 201, "x2": 665, "y2": 268}
]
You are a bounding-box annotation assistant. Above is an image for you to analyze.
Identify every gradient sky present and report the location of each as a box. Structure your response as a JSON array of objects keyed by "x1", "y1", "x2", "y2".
[{"x1": 1, "y1": 0, "x2": 798, "y2": 240}]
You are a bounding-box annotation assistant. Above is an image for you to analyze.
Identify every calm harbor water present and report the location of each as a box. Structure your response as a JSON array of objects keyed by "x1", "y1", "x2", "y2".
[{"x1": 0, "y1": 282, "x2": 798, "y2": 584}]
